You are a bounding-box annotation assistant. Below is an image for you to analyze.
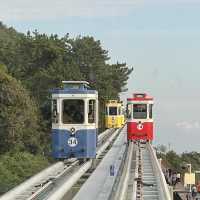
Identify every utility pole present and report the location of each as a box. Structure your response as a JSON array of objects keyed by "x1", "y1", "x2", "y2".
[{"x1": 187, "y1": 163, "x2": 192, "y2": 192}]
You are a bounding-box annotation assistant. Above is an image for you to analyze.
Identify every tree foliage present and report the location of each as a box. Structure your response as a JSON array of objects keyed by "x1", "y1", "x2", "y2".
[
  {"x1": 158, "y1": 148, "x2": 200, "y2": 177},
  {"x1": 0, "y1": 151, "x2": 49, "y2": 194},
  {"x1": 0, "y1": 64, "x2": 44, "y2": 154}
]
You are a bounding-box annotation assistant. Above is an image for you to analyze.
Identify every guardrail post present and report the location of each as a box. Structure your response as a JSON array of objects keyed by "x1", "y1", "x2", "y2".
[
  {"x1": 158, "y1": 158, "x2": 162, "y2": 166},
  {"x1": 168, "y1": 186, "x2": 174, "y2": 200}
]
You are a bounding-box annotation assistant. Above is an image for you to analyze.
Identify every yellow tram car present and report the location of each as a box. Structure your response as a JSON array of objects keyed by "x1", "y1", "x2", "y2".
[{"x1": 105, "y1": 100, "x2": 125, "y2": 128}]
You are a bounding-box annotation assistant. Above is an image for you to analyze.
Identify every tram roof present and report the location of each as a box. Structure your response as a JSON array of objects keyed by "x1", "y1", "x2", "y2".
[
  {"x1": 51, "y1": 80, "x2": 97, "y2": 94},
  {"x1": 62, "y1": 81, "x2": 89, "y2": 85},
  {"x1": 127, "y1": 93, "x2": 153, "y2": 101},
  {"x1": 106, "y1": 100, "x2": 122, "y2": 104},
  {"x1": 51, "y1": 89, "x2": 97, "y2": 94}
]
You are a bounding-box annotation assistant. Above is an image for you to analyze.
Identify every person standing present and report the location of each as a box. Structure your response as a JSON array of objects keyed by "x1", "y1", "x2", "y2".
[
  {"x1": 172, "y1": 173, "x2": 177, "y2": 186},
  {"x1": 197, "y1": 181, "x2": 200, "y2": 193},
  {"x1": 191, "y1": 185, "x2": 197, "y2": 199},
  {"x1": 176, "y1": 173, "x2": 181, "y2": 183}
]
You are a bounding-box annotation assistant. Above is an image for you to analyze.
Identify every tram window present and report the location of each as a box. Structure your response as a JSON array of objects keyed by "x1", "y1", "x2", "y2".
[
  {"x1": 109, "y1": 107, "x2": 117, "y2": 115},
  {"x1": 88, "y1": 100, "x2": 96, "y2": 123},
  {"x1": 149, "y1": 104, "x2": 153, "y2": 119},
  {"x1": 62, "y1": 99, "x2": 84, "y2": 124},
  {"x1": 52, "y1": 99, "x2": 58, "y2": 123},
  {"x1": 133, "y1": 104, "x2": 147, "y2": 119}
]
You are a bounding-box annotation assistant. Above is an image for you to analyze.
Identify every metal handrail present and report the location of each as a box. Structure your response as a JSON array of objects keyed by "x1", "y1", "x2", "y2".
[
  {"x1": 147, "y1": 144, "x2": 172, "y2": 200},
  {"x1": 0, "y1": 162, "x2": 64, "y2": 200}
]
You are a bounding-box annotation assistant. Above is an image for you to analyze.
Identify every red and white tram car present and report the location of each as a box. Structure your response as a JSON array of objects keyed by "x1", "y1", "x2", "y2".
[{"x1": 127, "y1": 93, "x2": 154, "y2": 142}]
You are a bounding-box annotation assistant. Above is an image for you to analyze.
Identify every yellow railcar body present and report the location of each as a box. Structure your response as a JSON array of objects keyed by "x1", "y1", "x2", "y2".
[
  {"x1": 105, "y1": 115, "x2": 124, "y2": 128},
  {"x1": 105, "y1": 100, "x2": 125, "y2": 129}
]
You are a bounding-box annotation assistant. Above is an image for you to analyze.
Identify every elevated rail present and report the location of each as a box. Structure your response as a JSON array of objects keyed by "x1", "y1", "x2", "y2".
[
  {"x1": 135, "y1": 142, "x2": 172, "y2": 200},
  {"x1": 110, "y1": 142, "x2": 172, "y2": 200},
  {"x1": 73, "y1": 126, "x2": 127, "y2": 200},
  {"x1": 0, "y1": 129, "x2": 115, "y2": 200},
  {"x1": 0, "y1": 162, "x2": 65, "y2": 200},
  {"x1": 146, "y1": 143, "x2": 172, "y2": 200}
]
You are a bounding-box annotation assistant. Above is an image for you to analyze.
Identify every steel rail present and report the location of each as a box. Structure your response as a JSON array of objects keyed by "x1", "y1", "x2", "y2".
[
  {"x1": 147, "y1": 143, "x2": 172, "y2": 200},
  {"x1": 113, "y1": 141, "x2": 172, "y2": 200},
  {"x1": 72, "y1": 125, "x2": 127, "y2": 200},
  {"x1": 0, "y1": 162, "x2": 64, "y2": 200},
  {"x1": 27, "y1": 160, "x2": 79, "y2": 200},
  {"x1": 98, "y1": 128, "x2": 114, "y2": 143},
  {"x1": 134, "y1": 142, "x2": 172, "y2": 200},
  {"x1": 115, "y1": 142, "x2": 134, "y2": 200}
]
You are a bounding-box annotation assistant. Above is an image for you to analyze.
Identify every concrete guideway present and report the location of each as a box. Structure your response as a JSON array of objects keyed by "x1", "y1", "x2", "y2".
[
  {"x1": 113, "y1": 142, "x2": 137, "y2": 200},
  {"x1": 137, "y1": 143, "x2": 172, "y2": 200},
  {"x1": 72, "y1": 128, "x2": 172, "y2": 200},
  {"x1": 73, "y1": 126, "x2": 127, "y2": 200},
  {"x1": 117, "y1": 142, "x2": 172, "y2": 200},
  {"x1": 0, "y1": 161, "x2": 66, "y2": 200},
  {"x1": 142, "y1": 145, "x2": 160, "y2": 199}
]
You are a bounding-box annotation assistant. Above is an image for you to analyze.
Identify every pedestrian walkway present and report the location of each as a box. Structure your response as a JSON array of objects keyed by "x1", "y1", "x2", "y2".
[
  {"x1": 174, "y1": 183, "x2": 200, "y2": 200},
  {"x1": 174, "y1": 183, "x2": 187, "y2": 200}
]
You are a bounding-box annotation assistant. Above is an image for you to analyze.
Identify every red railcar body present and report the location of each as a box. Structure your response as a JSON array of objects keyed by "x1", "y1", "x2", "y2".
[{"x1": 127, "y1": 93, "x2": 154, "y2": 142}]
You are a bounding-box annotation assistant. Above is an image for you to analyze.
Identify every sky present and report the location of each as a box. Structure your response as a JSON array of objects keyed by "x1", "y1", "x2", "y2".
[{"x1": 1, "y1": 0, "x2": 200, "y2": 153}]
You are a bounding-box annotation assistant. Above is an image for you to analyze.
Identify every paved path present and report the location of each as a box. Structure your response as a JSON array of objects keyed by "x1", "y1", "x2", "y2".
[
  {"x1": 174, "y1": 183, "x2": 187, "y2": 200},
  {"x1": 174, "y1": 183, "x2": 200, "y2": 200}
]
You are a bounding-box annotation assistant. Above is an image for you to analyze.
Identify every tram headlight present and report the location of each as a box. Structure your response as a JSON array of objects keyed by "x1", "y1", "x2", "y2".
[
  {"x1": 70, "y1": 127, "x2": 76, "y2": 135},
  {"x1": 137, "y1": 122, "x2": 143, "y2": 130}
]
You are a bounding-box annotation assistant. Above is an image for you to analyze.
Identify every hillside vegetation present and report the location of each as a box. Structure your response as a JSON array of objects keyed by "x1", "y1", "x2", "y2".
[{"x1": 157, "y1": 146, "x2": 200, "y2": 182}]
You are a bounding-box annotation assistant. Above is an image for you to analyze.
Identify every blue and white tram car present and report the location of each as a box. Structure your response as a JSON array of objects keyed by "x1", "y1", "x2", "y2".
[{"x1": 51, "y1": 81, "x2": 98, "y2": 159}]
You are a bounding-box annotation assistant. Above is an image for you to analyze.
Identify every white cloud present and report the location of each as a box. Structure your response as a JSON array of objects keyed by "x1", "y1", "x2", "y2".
[
  {"x1": 0, "y1": 0, "x2": 143, "y2": 22},
  {"x1": 1, "y1": 0, "x2": 199, "y2": 22},
  {"x1": 145, "y1": 0, "x2": 200, "y2": 4},
  {"x1": 176, "y1": 121, "x2": 200, "y2": 130}
]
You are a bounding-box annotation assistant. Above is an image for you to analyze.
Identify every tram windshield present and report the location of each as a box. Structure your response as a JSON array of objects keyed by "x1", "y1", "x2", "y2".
[
  {"x1": 109, "y1": 107, "x2": 117, "y2": 115},
  {"x1": 62, "y1": 99, "x2": 84, "y2": 124},
  {"x1": 133, "y1": 104, "x2": 147, "y2": 119}
]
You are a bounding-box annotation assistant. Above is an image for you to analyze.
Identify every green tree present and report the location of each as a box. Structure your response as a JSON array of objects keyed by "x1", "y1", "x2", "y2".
[
  {"x1": 0, "y1": 64, "x2": 44, "y2": 154},
  {"x1": 0, "y1": 151, "x2": 49, "y2": 194}
]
